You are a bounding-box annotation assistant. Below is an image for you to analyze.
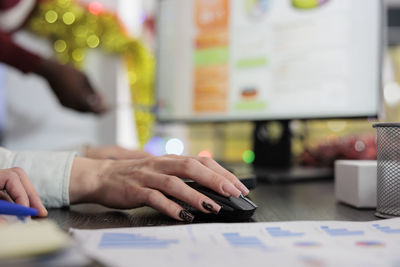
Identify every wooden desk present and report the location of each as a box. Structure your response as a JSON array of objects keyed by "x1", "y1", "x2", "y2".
[{"x1": 47, "y1": 180, "x2": 377, "y2": 231}]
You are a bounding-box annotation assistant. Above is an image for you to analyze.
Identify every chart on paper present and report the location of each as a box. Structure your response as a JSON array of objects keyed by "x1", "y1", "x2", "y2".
[{"x1": 72, "y1": 218, "x2": 400, "y2": 267}]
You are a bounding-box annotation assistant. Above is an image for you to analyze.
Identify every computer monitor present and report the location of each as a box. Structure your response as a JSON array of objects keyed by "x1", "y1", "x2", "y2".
[{"x1": 155, "y1": 0, "x2": 383, "y2": 177}]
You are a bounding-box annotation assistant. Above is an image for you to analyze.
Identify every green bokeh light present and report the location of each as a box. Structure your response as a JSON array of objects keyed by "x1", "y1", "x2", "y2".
[{"x1": 242, "y1": 150, "x2": 255, "y2": 164}]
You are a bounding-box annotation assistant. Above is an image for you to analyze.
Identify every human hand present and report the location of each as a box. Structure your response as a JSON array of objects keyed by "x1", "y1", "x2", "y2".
[
  {"x1": 69, "y1": 155, "x2": 250, "y2": 222},
  {"x1": 0, "y1": 168, "x2": 47, "y2": 217},
  {"x1": 34, "y1": 58, "x2": 108, "y2": 114},
  {"x1": 84, "y1": 145, "x2": 153, "y2": 160}
]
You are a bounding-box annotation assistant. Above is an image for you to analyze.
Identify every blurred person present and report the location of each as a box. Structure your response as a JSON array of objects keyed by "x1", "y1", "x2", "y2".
[{"x1": 0, "y1": 0, "x2": 107, "y2": 114}]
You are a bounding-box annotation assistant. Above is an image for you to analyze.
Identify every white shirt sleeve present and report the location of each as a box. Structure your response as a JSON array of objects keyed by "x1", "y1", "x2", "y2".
[{"x1": 0, "y1": 147, "x2": 76, "y2": 208}]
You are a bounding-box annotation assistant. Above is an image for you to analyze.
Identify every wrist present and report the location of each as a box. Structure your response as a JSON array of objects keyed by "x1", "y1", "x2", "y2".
[
  {"x1": 33, "y1": 58, "x2": 56, "y2": 78},
  {"x1": 69, "y1": 157, "x2": 113, "y2": 204}
]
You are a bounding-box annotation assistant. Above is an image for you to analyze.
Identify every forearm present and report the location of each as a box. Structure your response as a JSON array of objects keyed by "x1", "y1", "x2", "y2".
[{"x1": 0, "y1": 31, "x2": 43, "y2": 73}]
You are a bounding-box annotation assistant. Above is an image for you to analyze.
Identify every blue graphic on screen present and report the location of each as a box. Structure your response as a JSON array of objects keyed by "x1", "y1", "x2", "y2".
[
  {"x1": 223, "y1": 233, "x2": 266, "y2": 249},
  {"x1": 321, "y1": 226, "x2": 364, "y2": 236},
  {"x1": 373, "y1": 224, "x2": 400, "y2": 234},
  {"x1": 99, "y1": 233, "x2": 179, "y2": 249},
  {"x1": 265, "y1": 227, "x2": 305, "y2": 237}
]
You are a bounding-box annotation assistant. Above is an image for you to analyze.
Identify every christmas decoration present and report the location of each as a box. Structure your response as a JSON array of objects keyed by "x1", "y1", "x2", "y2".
[{"x1": 28, "y1": 0, "x2": 155, "y2": 147}]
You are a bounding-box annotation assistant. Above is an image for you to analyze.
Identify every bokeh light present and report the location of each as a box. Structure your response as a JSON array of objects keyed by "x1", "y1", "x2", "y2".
[
  {"x1": 354, "y1": 140, "x2": 366, "y2": 152},
  {"x1": 242, "y1": 150, "x2": 255, "y2": 164},
  {"x1": 87, "y1": 34, "x2": 100, "y2": 48},
  {"x1": 62, "y1": 11, "x2": 76, "y2": 25},
  {"x1": 72, "y1": 48, "x2": 84, "y2": 61},
  {"x1": 384, "y1": 82, "x2": 400, "y2": 107},
  {"x1": 54, "y1": 39, "x2": 67, "y2": 52},
  {"x1": 143, "y1": 136, "x2": 165, "y2": 156},
  {"x1": 198, "y1": 150, "x2": 213, "y2": 158},
  {"x1": 165, "y1": 138, "x2": 185, "y2": 155},
  {"x1": 45, "y1": 10, "x2": 58, "y2": 23},
  {"x1": 88, "y1": 2, "x2": 103, "y2": 15}
]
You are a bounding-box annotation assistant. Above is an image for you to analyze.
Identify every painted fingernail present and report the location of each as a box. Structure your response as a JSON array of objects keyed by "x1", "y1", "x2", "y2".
[
  {"x1": 179, "y1": 210, "x2": 194, "y2": 223},
  {"x1": 222, "y1": 183, "x2": 242, "y2": 198},
  {"x1": 202, "y1": 201, "x2": 221, "y2": 214}
]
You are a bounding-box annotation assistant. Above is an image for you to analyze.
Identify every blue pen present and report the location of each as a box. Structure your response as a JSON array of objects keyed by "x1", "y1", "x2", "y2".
[{"x1": 0, "y1": 200, "x2": 38, "y2": 217}]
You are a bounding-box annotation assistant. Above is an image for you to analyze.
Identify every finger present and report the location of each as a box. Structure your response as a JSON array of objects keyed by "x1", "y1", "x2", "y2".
[
  {"x1": 155, "y1": 157, "x2": 242, "y2": 198},
  {"x1": 143, "y1": 173, "x2": 221, "y2": 214},
  {"x1": 11, "y1": 168, "x2": 48, "y2": 217},
  {"x1": 86, "y1": 93, "x2": 108, "y2": 114},
  {"x1": 193, "y1": 156, "x2": 249, "y2": 195},
  {"x1": 0, "y1": 170, "x2": 29, "y2": 207},
  {"x1": 83, "y1": 76, "x2": 108, "y2": 114},
  {"x1": 142, "y1": 188, "x2": 194, "y2": 222}
]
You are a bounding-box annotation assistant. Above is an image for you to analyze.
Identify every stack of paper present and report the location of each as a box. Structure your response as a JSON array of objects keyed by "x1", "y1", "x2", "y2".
[
  {"x1": 72, "y1": 218, "x2": 400, "y2": 267},
  {"x1": 0, "y1": 220, "x2": 70, "y2": 260}
]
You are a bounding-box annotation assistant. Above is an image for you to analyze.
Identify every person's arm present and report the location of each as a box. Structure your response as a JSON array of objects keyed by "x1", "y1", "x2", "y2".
[
  {"x1": 0, "y1": 146, "x2": 249, "y2": 222},
  {"x1": 0, "y1": 31, "x2": 107, "y2": 113},
  {"x1": 0, "y1": 30, "x2": 42, "y2": 73},
  {"x1": 80, "y1": 145, "x2": 153, "y2": 160},
  {"x1": 0, "y1": 147, "x2": 75, "y2": 211},
  {"x1": 0, "y1": 148, "x2": 47, "y2": 217},
  {"x1": 68, "y1": 155, "x2": 250, "y2": 222}
]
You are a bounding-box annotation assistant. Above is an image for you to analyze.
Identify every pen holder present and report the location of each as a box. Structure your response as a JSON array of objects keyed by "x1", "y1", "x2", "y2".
[{"x1": 373, "y1": 123, "x2": 400, "y2": 218}]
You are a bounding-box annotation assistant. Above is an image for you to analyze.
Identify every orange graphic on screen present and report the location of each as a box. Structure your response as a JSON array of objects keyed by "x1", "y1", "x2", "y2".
[
  {"x1": 195, "y1": 30, "x2": 229, "y2": 49},
  {"x1": 194, "y1": 66, "x2": 229, "y2": 112},
  {"x1": 193, "y1": 0, "x2": 230, "y2": 113},
  {"x1": 195, "y1": 0, "x2": 229, "y2": 30}
]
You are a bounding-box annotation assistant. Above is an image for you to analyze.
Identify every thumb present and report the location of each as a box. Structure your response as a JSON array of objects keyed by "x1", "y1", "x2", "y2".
[{"x1": 86, "y1": 93, "x2": 108, "y2": 114}]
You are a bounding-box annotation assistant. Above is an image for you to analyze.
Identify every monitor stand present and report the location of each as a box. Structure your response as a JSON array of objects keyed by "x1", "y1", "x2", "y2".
[{"x1": 251, "y1": 120, "x2": 333, "y2": 183}]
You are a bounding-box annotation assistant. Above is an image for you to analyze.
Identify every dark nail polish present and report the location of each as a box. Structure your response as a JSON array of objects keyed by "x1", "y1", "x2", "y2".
[
  {"x1": 202, "y1": 201, "x2": 219, "y2": 214},
  {"x1": 179, "y1": 210, "x2": 194, "y2": 223}
]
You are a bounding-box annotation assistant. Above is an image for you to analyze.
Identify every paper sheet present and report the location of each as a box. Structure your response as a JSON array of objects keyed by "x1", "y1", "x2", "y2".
[{"x1": 71, "y1": 218, "x2": 400, "y2": 267}]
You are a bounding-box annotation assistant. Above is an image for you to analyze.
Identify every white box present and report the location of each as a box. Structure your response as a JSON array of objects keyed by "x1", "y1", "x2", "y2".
[{"x1": 334, "y1": 160, "x2": 377, "y2": 208}]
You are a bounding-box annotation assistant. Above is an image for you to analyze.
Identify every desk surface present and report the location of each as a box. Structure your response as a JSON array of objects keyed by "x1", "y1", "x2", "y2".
[{"x1": 46, "y1": 180, "x2": 377, "y2": 231}]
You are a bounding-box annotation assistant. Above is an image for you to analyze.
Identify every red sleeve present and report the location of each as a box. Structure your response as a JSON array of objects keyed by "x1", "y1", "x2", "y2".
[{"x1": 0, "y1": 31, "x2": 43, "y2": 73}]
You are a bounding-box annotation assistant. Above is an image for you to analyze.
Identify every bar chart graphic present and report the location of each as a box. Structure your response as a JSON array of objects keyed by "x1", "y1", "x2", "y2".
[
  {"x1": 99, "y1": 233, "x2": 179, "y2": 249},
  {"x1": 373, "y1": 224, "x2": 400, "y2": 234},
  {"x1": 356, "y1": 241, "x2": 385, "y2": 247},
  {"x1": 321, "y1": 226, "x2": 364, "y2": 236},
  {"x1": 293, "y1": 241, "x2": 322, "y2": 248},
  {"x1": 223, "y1": 233, "x2": 267, "y2": 249},
  {"x1": 265, "y1": 227, "x2": 305, "y2": 238}
]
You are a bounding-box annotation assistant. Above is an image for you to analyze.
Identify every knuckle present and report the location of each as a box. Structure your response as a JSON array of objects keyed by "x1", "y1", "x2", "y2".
[
  {"x1": 198, "y1": 156, "x2": 212, "y2": 165},
  {"x1": 213, "y1": 178, "x2": 225, "y2": 192},
  {"x1": 145, "y1": 190, "x2": 160, "y2": 205},
  {"x1": 10, "y1": 167, "x2": 26, "y2": 177},
  {"x1": 182, "y1": 158, "x2": 196, "y2": 170},
  {"x1": 4, "y1": 170, "x2": 20, "y2": 181},
  {"x1": 161, "y1": 175, "x2": 177, "y2": 189}
]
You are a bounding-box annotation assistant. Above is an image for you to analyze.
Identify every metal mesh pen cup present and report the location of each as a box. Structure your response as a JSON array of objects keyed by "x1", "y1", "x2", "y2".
[{"x1": 373, "y1": 123, "x2": 400, "y2": 218}]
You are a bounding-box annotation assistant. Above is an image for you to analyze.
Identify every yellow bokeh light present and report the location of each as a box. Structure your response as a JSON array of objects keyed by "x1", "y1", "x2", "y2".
[
  {"x1": 45, "y1": 10, "x2": 58, "y2": 23},
  {"x1": 72, "y1": 48, "x2": 84, "y2": 62},
  {"x1": 54, "y1": 40, "x2": 67, "y2": 52},
  {"x1": 87, "y1": 35, "x2": 100, "y2": 48},
  {"x1": 62, "y1": 12, "x2": 75, "y2": 25}
]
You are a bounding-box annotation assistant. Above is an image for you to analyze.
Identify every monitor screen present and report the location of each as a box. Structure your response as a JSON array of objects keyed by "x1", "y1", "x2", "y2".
[{"x1": 156, "y1": 0, "x2": 382, "y2": 122}]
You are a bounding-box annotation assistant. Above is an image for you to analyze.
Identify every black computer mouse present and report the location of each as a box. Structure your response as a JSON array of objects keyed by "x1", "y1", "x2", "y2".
[{"x1": 171, "y1": 182, "x2": 257, "y2": 222}]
